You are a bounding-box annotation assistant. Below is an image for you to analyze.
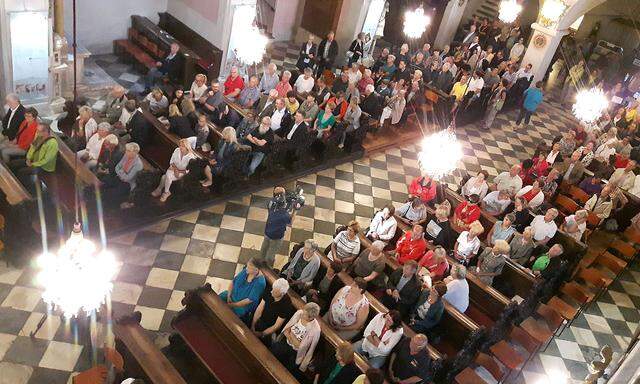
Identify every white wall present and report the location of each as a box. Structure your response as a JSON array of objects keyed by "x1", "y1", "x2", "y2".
[
  {"x1": 63, "y1": 0, "x2": 168, "y2": 54},
  {"x1": 165, "y1": 0, "x2": 230, "y2": 52},
  {"x1": 434, "y1": 0, "x2": 469, "y2": 49},
  {"x1": 335, "y1": 0, "x2": 371, "y2": 65},
  {"x1": 272, "y1": 0, "x2": 300, "y2": 41}
]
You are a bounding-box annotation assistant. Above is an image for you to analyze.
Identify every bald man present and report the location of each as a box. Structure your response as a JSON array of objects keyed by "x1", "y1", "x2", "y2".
[
  {"x1": 388, "y1": 334, "x2": 433, "y2": 383},
  {"x1": 105, "y1": 86, "x2": 128, "y2": 123}
]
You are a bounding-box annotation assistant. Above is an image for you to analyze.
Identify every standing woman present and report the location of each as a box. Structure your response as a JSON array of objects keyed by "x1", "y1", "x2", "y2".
[
  {"x1": 347, "y1": 33, "x2": 365, "y2": 66},
  {"x1": 483, "y1": 79, "x2": 508, "y2": 130},
  {"x1": 273, "y1": 302, "x2": 322, "y2": 375}
]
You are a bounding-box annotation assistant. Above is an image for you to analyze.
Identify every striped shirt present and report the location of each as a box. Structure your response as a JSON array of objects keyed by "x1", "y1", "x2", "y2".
[{"x1": 333, "y1": 231, "x2": 361, "y2": 260}]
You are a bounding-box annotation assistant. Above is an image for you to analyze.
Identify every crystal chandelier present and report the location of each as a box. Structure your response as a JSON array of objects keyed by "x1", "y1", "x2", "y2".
[
  {"x1": 418, "y1": 129, "x2": 463, "y2": 181},
  {"x1": 234, "y1": 5, "x2": 269, "y2": 65},
  {"x1": 37, "y1": 223, "x2": 117, "y2": 318},
  {"x1": 498, "y1": 0, "x2": 523, "y2": 24},
  {"x1": 403, "y1": 6, "x2": 431, "y2": 39},
  {"x1": 572, "y1": 88, "x2": 609, "y2": 124}
]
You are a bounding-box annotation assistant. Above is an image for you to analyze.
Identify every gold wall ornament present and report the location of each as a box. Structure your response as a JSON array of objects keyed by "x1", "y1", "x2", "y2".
[{"x1": 533, "y1": 33, "x2": 547, "y2": 48}]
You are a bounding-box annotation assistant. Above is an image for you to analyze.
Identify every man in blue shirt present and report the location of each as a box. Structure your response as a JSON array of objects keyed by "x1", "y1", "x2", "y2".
[
  {"x1": 261, "y1": 187, "x2": 294, "y2": 266},
  {"x1": 516, "y1": 81, "x2": 544, "y2": 128}
]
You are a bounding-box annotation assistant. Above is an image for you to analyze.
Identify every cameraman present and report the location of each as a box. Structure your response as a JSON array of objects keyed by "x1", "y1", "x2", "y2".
[{"x1": 261, "y1": 187, "x2": 295, "y2": 266}]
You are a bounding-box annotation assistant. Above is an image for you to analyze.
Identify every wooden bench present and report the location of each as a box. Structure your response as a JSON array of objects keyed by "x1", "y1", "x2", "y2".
[
  {"x1": 0, "y1": 161, "x2": 32, "y2": 206},
  {"x1": 114, "y1": 312, "x2": 186, "y2": 384},
  {"x1": 170, "y1": 284, "x2": 299, "y2": 384},
  {"x1": 114, "y1": 38, "x2": 157, "y2": 71}
]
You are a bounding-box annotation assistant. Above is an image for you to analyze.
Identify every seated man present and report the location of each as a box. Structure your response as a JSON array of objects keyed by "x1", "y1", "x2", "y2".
[
  {"x1": 482, "y1": 189, "x2": 512, "y2": 216},
  {"x1": 388, "y1": 334, "x2": 434, "y2": 384},
  {"x1": 251, "y1": 277, "x2": 295, "y2": 346},
  {"x1": 269, "y1": 98, "x2": 289, "y2": 135},
  {"x1": 282, "y1": 111, "x2": 308, "y2": 144},
  {"x1": 382, "y1": 260, "x2": 420, "y2": 318},
  {"x1": 104, "y1": 85, "x2": 127, "y2": 124},
  {"x1": 527, "y1": 244, "x2": 564, "y2": 278},
  {"x1": 397, "y1": 196, "x2": 428, "y2": 226},
  {"x1": 223, "y1": 66, "x2": 245, "y2": 99},
  {"x1": 246, "y1": 116, "x2": 274, "y2": 176},
  {"x1": 491, "y1": 165, "x2": 523, "y2": 196},
  {"x1": 10, "y1": 123, "x2": 58, "y2": 192},
  {"x1": 198, "y1": 80, "x2": 224, "y2": 115},
  {"x1": 144, "y1": 43, "x2": 183, "y2": 88},
  {"x1": 410, "y1": 282, "x2": 447, "y2": 334},
  {"x1": 144, "y1": 88, "x2": 169, "y2": 116},
  {"x1": 77, "y1": 122, "x2": 112, "y2": 170},
  {"x1": 530, "y1": 208, "x2": 559, "y2": 246},
  {"x1": 395, "y1": 224, "x2": 427, "y2": 265},
  {"x1": 367, "y1": 205, "x2": 398, "y2": 244},
  {"x1": 443, "y1": 264, "x2": 469, "y2": 313},
  {"x1": 275, "y1": 70, "x2": 293, "y2": 98},
  {"x1": 237, "y1": 75, "x2": 260, "y2": 109}
]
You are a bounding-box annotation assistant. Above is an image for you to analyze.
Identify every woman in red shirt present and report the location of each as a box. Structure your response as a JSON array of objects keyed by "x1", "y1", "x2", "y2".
[
  {"x1": 453, "y1": 194, "x2": 481, "y2": 231},
  {"x1": 408, "y1": 174, "x2": 438, "y2": 205},
  {"x1": 419, "y1": 246, "x2": 450, "y2": 281},
  {"x1": 395, "y1": 224, "x2": 427, "y2": 264},
  {"x1": 0, "y1": 107, "x2": 38, "y2": 162},
  {"x1": 327, "y1": 91, "x2": 349, "y2": 120}
]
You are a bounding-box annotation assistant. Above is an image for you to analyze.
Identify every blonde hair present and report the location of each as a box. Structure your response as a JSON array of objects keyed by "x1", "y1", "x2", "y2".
[
  {"x1": 151, "y1": 88, "x2": 163, "y2": 98},
  {"x1": 168, "y1": 104, "x2": 182, "y2": 117},
  {"x1": 195, "y1": 73, "x2": 207, "y2": 83},
  {"x1": 493, "y1": 240, "x2": 510, "y2": 255},
  {"x1": 125, "y1": 142, "x2": 140, "y2": 153},
  {"x1": 79, "y1": 105, "x2": 93, "y2": 117},
  {"x1": 104, "y1": 134, "x2": 118, "y2": 146},
  {"x1": 575, "y1": 209, "x2": 588, "y2": 221},
  {"x1": 303, "y1": 302, "x2": 320, "y2": 318},
  {"x1": 347, "y1": 220, "x2": 361, "y2": 233},
  {"x1": 221, "y1": 126, "x2": 238, "y2": 143},
  {"x1": 469, "y1": 221, "x2": 484, "y2": 236},
  {"x1": 181, "y1": 98, "x2": 196, "y2": 115}
]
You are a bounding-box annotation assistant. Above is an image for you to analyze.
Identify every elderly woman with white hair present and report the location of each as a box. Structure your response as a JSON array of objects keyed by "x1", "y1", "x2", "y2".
[
  {"x1": 77, "y1": 122, "x2": 112, "y2": 169},
  {"x1": 251, "y1": 277, "x2": 295, "y2": 346},
  {"x1": 95, "y1": 134, "x2": 122, "y2": 176},
  {"x1": 189, "y1": 73, "x2": 208, "y2": 100},
  {"x1": 71, "y1": 105, "x2": 97, "y2": 149},
  {"x1": 273, "y1": 302, "x2": 321, "y2": 374},
  {"x1": 151, "y1": 138, "x2": 197, "y2": 202},
  {"x1": 104, "y1": 142, "x2": 143, "y2": 209},
  {"x1": 562, "y1": 209, "x2": 588, "y2": 242},
  {"x1": 475, "y1": 240, "x2": 510, "y2": 286},
  {"x1": 509, "y1": 226, "x2": 535, "y2": 265},
  {"x1": 282, "y1": 240, "x2": 321, "y2": 292}
]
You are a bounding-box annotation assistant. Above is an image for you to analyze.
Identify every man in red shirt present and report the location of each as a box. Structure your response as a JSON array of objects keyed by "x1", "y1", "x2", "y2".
[
  {"x1": 0, "y1": 107, "x2": 38, "y2": 162},
  {"x1": 224, "y1": 66, "x2": 244, "y2": 99},
  {"x1": 275, "y1": 70, "x2": 293, "y2": 98},
  {"x1": 395, "y1": 224, "x2": 427, "y2": 265}
]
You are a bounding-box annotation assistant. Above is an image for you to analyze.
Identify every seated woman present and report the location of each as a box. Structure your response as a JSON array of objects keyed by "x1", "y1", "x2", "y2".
[
  {"x1": 219, "y1": 258, "x2": 267, "y2": 321},
  {"x1": 282, "y1": 239, "x2": 321, "y2": 293},
  {"x1": 486, "y1": 213, "x2": 516, "y2": 246},
  {"x1": 272, "y1": 302, "x2": 321, "y2": 374},
  {"x1": 408, "y1": 173, "x2": 438, "y2": 205},
  {"x1": 151, "y1": 138, "x2": 197, "y2": 202},
  {"x1": 396, "y1": 197, "x2": 428, "y2": 226},
  {"x1": 585, "y1": 184, "x2": 614, "y2": 222},
  {"x1": 251, "y1": 278, "x2": 295, "y2": 346},
  {"x1": 452, "y1": 194, "x2": 481, "y2": 231},
  {"x1": 510, "y1": 196, "x2": 532, "y2": 232},
  {"x1": 68, "y1": 105, "x2": 97, "y2": 150},
  {"x1": 410, "y1": 281, "x2": 447, "y2": 333},
  {"x1": 312, "y1": 342, "x2": 360, "y2": 384},
  {"x1": 425, "y1": 202, "x2": 455, "y2": 250},
  {"x1": 562, "y1": 209, "x2": 588, "y2": 242},
  {"x1": 313, "y1": 102, "x2": 336, "y2": 140},
  {"x1": 461, "y1": 170, "x2": 489, "y2": 200},
  {"x1": 418, "y1": 246, "x2": 449, "y2": 281},
  {"x1": 324, "y1": 278, "x2": 370, "y2": 340},
  {"x1": 453, "y1": 221, "x2": 483, "y2": 265},
  {"x1": 475, "y1": 240, "x2": 510, "y2": 286},
  {"x1": 196, "y1": 126, "x2": 240, "y2": 188},
  {"x1": 0, "y1": 107, "x2": 38, "y2": 162},
  {"x1": 481, "y1": 189, "x2": 512, "y2": 217},
  {"x1": 516, "y1": 179, "x2": 545, "y2": 209},
  {"x1": 316, "y1": 261, "x2": 344, "y2": 312},
  {"x1": 145, "y1": 88, "x2": 169, "y2": 116},
  {"x1": 509, "y1": 226, "x2": 535, "y2": 265},
  {"x1": 94, "y1": 134, "x2": 122, "y2": 178},
  {"x1": 352, "y1": 311, "x2": 404, "y2": 369},
  {"x1": 366, "y1": 205, "x2": 398, "y2": 244},
  {"x1": 170, "y1": 86, "x2": 185, "y2": 109},
  {"x1": 330, "y1": 221, "x2": 361, "y2": 267},
  {"x1": 351, "y1": 240, "x2": 387, "y2": 294},
  {"x1": 102, "y1": 142, "x2": 143, "y2": 209},
  {"x1": 168, "y1": 104, "x2": 196, "y2": 138},
  {"x1": 395, "y1": 224, "x2": 427, "y2": 265}
]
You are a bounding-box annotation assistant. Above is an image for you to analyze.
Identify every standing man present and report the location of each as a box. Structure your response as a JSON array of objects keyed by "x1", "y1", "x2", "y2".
[
  {"x1": 145, "y1": 43, "x2": 183, "y2": 89},
  {"x1": 516, "y1": 81, "x2": 544, "y2": 129},
  {"x1": 316, "y1": 31, "x2": 339, "y2": 77},
  {"x1": 261, "y1": 187, "x2": 295, "y2": 266},
  {"x1": 347, "y1": 32, "x2": 365, "y2": 66},
  {"x1": 2, "y1": 94, "x2": 25, "y2": 141}
]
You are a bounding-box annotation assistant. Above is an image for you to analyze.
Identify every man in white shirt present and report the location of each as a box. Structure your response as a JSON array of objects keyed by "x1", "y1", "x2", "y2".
[
  {"x1": 492, "y1": 165, "x2": 523, "y2": 196},
  {"x1": 466, "y1": 71, "x2": 485, "y2": 100},
  {"x1": 443, "y1": 265, "x2": 469, "y2": 312},
  {"x1": 530, "y1": 208, "x2": 559, "y2": 245},
  {"x1": 609, "y1": 161, "x2": 636, "y2": 191},
  {"x1": 367, "y1": 205, "x2": 398, "y2": 244},
  {"x1": 269, "y1": 98, "x2": 287, "y2": 133},
  {"x1": 259, "y1": 63, "x2": 279, "y2": 95},
  {"x1": 516, "y1": 63, "x2": 534, "y2": 80},
  {"x1": 294, "y1": 67, "x2": 315, "y2": 96},
  {"x1": 482, "y1": 190, "x2": 512, "y2": 216},
  {"x1": 77, "y1": 122, "x2": 112, "y2": 169}
]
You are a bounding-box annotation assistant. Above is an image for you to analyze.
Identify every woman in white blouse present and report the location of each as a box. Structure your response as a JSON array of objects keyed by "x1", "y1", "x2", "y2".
[
  {"x1": 516, "y1": 179, "x2": 545, "y2": 209},
  {"x1": 352, "y1": 310, "x2": 404, "y2": 368},
  {"x1": 562, "y1": 209, "x2": 588, "y2": 242},
  {"x1": 273, "y1": 302, "x2": 321, "y2": 374},
  {"x1": 324, "y1": 278, "x2": 370, "y2": 340},
  {"x1": 189, "y1": 74, "x2": 208, "y2": 100},
  {"x1": 461, "y1": 170, "x2": 489, "y2": 199},
  {"x1": 454, "y1": 221, "x2": 483, "y2": 265},
  {"x1": 151, "y1": 138, "x2": 197, "y2": 202}
]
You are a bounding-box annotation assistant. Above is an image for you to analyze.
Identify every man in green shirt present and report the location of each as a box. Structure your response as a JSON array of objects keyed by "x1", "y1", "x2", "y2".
[
  {"x1": 11, "y1": 123, "x2": 58, "y2": 191},
  {"x1": 529, "y1": 244, "x2": 564, "y2": 278}
]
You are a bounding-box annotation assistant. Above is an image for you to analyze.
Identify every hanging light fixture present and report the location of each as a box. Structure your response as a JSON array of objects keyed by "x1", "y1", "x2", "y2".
[
  {"x1": 498, "y1": 0, "x2": 523, "y2": 24},
  {"x1": 234, "y1": 5, "x2": 269, "y2": 66},
  {"x1": 539, "y1": 0, "x2": 566, "y2": 27},
  {"x1": 572, "y1": 88, "x2": 609, "y2": 124},
  {"x1": 417, "y1": 129, "x2": 463, "y2": 181},
  {"x1": 36, "y1": 223, "x2": 117, "y2": 318},
  {"x1": 403, "y1": 6, "x2": 431, "y2": 39}
]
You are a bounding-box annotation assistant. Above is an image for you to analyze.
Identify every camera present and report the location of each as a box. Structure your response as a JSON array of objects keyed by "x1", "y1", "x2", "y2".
[{"x1": 269, "y1": 186, "x2": 305, "y2": 212}]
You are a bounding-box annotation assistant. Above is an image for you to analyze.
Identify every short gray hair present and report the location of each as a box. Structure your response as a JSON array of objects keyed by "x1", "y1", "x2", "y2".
[
  {"x1": 104, "y1": 134, "x2": 118, "y2": 145},
  {"x1": 97, "y1": 122, "x2": 112, "y2": 132},
  {"x1": 272, "y1": 278, "x2": 290, "y2": 295},
  {"x1": 304, "y1": 239, "x2": 317, "y2": 250},
  {"x1": 365, "y1": 84, "x2": 375, "y2": 93},
  {"x1": 125, "y1": 142, "x2": 140, "y2": 153},
  {"x1": 303, "y1": 302, "x2": 320, "y2": 318},
  {"x1": 5, "y1": 93, "x2": 20, "y2": 103},
  {"x1": 454, "y1": 265, "x2": 467, "y2": 279},
  {"x1": 371, "y1": 240, "x2": 385, "y2": 251},
  {"x1": 282, "y1": 70, "x2": 292, "y2": 79}
]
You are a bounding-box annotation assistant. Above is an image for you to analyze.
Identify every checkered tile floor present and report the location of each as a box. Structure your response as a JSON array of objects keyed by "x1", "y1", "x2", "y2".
[{"x1": 2, "y1": 41, "x2": 637, "y2": 383}]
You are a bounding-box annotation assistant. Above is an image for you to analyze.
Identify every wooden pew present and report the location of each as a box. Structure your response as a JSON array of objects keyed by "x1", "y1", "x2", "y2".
[
  {"x1": 114, "y1": 312, "x2": 186, "y2": 384},
  {"x1": 0, "y1": 161, "x2": 32, "y2": 206},
  {"x1": 171, "y1": 284, "x2": 299, "y2": 384},
  {"x1": 259, "y1": 266, "x2": 378, "y2": 379},
  {"x1": 138, "y1": 108, "x2": 182, "y2": 169}
]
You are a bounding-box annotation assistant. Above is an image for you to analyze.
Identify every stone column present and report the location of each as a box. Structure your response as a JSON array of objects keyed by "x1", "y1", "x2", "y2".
[
  {"x1": 54, "y1": 0, "x2": 64, "y2": 35},
  {"x1": 433, "y1": 0, "x2": 468, "y2": 49},
  {"x1": 521, "y1": 22, "x2": 569, "y2": 84}
]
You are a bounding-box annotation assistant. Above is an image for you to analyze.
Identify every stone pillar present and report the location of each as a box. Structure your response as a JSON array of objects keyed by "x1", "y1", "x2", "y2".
[
  {"x1": 521, "y1": 23, "x2": 569, "y2": 84},
  {"x1": 54, "y1": 0, "x2": 64, "y2": 35},
  {"x1": 433, "y1": 0, "x2": 468, "y2": 49}
]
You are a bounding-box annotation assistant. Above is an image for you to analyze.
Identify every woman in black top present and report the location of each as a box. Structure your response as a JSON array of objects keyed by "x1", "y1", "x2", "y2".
[
  {"x1": 251, "y1": 278, "x2": 295, "y2": 346},
  {"x1": 313, "y1": 342, "x2": 360, "y2": 384},
  {"x1": 168, "y1": 104, "x2": 195, "y2": 138},
  {"x1": 425, "y1": 204, "x2": 456, "y2": 251},
  {"x1": 512, "y1": 197, "x2": 532, "y2": 233}
]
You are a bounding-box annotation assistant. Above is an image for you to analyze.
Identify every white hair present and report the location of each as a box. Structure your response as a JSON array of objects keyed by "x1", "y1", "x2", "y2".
[
  {"x1": 97, "y1": 122, "x2": 112, "y2": 132},
  {"x1": 371, "y1": 240, "x2": 385, "y2": 251},
  {"x1": 268, "y1": 62, "x2": 277, "y2": 71},
  {"x1": 365, "y1": 84, "x2": 375, "y2": 93},
  {"x1": 272, "y1": 278, "x2": 290, "y2": 295},
  {"x1": 5, "y1": 93, "x2": 20, "y2": 103},
  {"x1": 125, "y1": 142, "x2": 140, "y2": 153},
  {"x1": 104, "y1": 134, "x2": 119, "y2": 145},
  {"x1": 282, "y1": 70, "x2": 292, "y2": 79}
]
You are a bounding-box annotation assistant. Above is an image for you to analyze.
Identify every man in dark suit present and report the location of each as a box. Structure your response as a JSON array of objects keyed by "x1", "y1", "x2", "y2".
[
  {"x1": 316, "y1": 31, "x2": 339, "y2": 77},
  {"x1": 361, "y1": 84, "x2": 382, "y2": 120},
  {"x1": 126, "y1": 103, "x2": 152, "y2": 148},
  {"x1": 283, "y1": 111, "x2": 308, "y2": 144},
  {"x1": 347, "y1": 32, "x2": 365, "y2": 66},
  {"x1": 2, "y1": 94, "x2": 26, "y2": 141},
  {"x1": 296, "y1": 35, "x2": 317, "y2": 71},
  {"x1": 382, "y1": 260, "x2": 421, "y2": 319},
  {"x1": 257, "y1": 89, "x2": 279, "y2": 119},
  {"x1": 145, "y1": 43, "x2": 184, "y2": 89}
]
